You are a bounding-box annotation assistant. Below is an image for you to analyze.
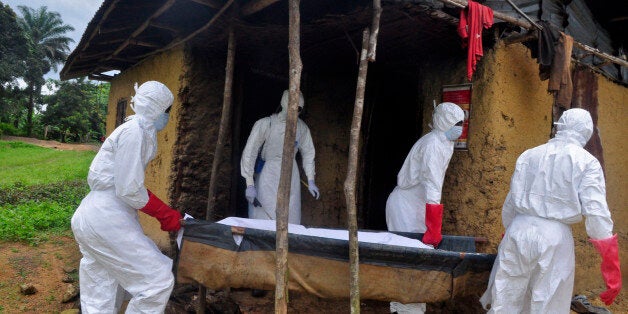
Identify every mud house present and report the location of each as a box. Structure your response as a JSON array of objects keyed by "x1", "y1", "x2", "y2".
[{"x1": 61, "y1": 0, "x2": 626, "y2": 308}]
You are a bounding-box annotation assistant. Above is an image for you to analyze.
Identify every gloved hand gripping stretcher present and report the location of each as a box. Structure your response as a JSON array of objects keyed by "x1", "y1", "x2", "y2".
[{"x1": 175, "y1": 217, "x2": 495, "y2": 304}]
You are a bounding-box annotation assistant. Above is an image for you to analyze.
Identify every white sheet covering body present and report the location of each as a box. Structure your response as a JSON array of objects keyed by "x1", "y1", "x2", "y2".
[
  {"x1": 71, "y1": 81, "x2": 175, "y2": 313},
  {"x1": 480, "y1": 108, "x2": 614, "y2": 313},
  {"x1": 216, "y1": 217, "x2": 433, "y2": 250}
]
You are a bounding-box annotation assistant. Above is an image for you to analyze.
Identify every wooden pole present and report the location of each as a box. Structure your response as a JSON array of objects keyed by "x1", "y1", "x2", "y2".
[
  {"x1": 367, "y1": 0, "x2": 381, "y2": 62},
  {"x1": 205, "y1": 26, "x2": 236, "y2": 220},
  {"x1": 344, "y1": 3, "x2": 382, "y2": 312},
  {"x1": 345, "y1": 28, "x2": 371, "y2": 314},
  {"x1": 198, "y1": 25, "x2": 236, "y2": 314},
  {"x1": 275, "y1": 0, "x2": 302, "y2": 313},
  {"x1": 343, "y1": 2, "x2": 382, "y2": 312}
]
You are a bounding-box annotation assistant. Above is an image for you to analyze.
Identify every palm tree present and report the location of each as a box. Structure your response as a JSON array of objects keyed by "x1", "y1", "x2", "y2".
[{"x1": 18, "y1": 6, "x2": 74, "y2": 136}]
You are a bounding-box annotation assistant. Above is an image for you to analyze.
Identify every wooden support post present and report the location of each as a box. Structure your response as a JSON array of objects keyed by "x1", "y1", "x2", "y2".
[
  {"x1": 367, "y1": 0, "x2": 381, "y2": 62},
  {"x1": 275, "y1": 0, "x2": 302, "y2": 313},
  {"x1": 345, "y1": 28, "x2": 370, "y2": 314},
  {"x1": 198, "y1": 25, "x2": 236, "y2": 314},
  {"x1": 205, "y1": 26, "x2": 236, "y2": 220},
  {"x1": 344, "y1": 2, "x2": 382, "y2": 312}
]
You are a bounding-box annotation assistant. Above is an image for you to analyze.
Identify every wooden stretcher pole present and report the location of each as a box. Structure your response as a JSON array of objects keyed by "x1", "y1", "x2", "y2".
[
  {"x1": 275, "y1": 0, "x2": 302, "y2": 312},
  {"x1": 197, "y1": 24, "x2": 236, "y2": 314}
]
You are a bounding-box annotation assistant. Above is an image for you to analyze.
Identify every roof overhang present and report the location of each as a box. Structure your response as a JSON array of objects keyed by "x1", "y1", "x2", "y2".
[{"x1": 61, "y1": 0, "x2": 279, "y2": 80}]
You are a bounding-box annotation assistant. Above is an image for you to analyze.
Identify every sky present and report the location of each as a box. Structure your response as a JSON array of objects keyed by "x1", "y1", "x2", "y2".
[{"x1": 4, "y1": 0, "x2": 104, "y2": 81}]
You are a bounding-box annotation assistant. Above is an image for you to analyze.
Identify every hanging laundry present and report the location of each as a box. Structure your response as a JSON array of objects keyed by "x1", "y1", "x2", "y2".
[
  {"x1": 529, "y1": 21, "x2": 574, "y2": 108},
  {"x1": 457, "y1": 0, "x2": 494, "y2": 81},
  {"x1": 548, "y1": 32, "x2": 573, "y2": 109},
  {"x1": 532, "y1": 21, "x2": 561, "y2": 80}
]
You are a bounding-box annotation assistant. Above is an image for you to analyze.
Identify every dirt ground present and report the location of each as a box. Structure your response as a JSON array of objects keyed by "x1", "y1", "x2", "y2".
[
  {"x1": 0, "y1": 136, "x2": 101, "y2": 152},
  {"x1": 0, "y1": 235, "x2": 390, "y2": 313}
]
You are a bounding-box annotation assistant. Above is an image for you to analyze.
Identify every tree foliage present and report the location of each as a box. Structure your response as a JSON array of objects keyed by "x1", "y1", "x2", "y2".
[
  {"x1": 42, "y1": 78, "x2": 109, "y2": 143},
  {"x1": 0, "y1": 3, "x2": 28, "y2": 86},
  {"x1": 0, "y1": 4, "x2": 110, "y2": 142},
  {"x1": 17, "y1": 5, "x2": 74, "y2": 136}
]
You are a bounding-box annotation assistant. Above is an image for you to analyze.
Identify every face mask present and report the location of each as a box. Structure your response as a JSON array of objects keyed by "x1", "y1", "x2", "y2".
[
  {"x1": 445, "y1": 125, "x2": 463, "y2": 141},
  {"x1": 154, "y1": 112, "x2": 169, "y2": 131}
]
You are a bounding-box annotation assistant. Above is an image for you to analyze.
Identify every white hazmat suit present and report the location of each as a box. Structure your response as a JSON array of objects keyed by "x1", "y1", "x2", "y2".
[
  {"x1": 386, "y1": 102, "x2": 464, "y2": 233},
  {"x1": 241, "y1": 90, "x2": 319, "y2": 224},
  {"x1": 71, "y1": 81, "x2": 180, "y2": 313},
  {"x1": 480, "y1": 108, "x2": 620, "y2": 313},
  {"x1": 386, "y1": 102, "x2": 464, "y2": 314}
]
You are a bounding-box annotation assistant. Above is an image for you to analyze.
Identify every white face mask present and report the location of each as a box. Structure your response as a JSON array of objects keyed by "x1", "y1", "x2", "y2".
[
  {"x1": 154, "y1": 112, "x2": 169, "y2": 131},
  {"x1": 445, "y1": 125, "x2": 463, "y2": 141}
]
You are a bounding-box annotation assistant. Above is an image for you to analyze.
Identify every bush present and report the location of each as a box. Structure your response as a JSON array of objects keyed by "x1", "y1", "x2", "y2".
[
  {"x1": 0, "y1": 122, "x2": 20, "y2": 136},
  {"x1": 0, "y1": 180, "x2": 89, "y2": 244}
]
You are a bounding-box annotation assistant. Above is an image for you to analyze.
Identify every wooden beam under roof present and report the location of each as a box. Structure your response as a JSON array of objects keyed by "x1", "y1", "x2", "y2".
[
  {"x1": 102, "y1": 0, "x2": 177, "y2": 62},
  {"x1": 129, "y1": 39, "x2": 161, "y2": 48},
  {"x1": 187, "y1": 0, "x2": 223, "y2": 9},
  {"x1": 99, "y1": 25, "x2": 134, "y2": 34},
  {"x1": 98, "y1": 38, "x2": 126, "y2": 45},
  {"x1": 78, "y1": 51, "x2": 111, "y2": 60},
  {"x1": 241, "y1": 0, "x2": 281, "y2": 16},
  {"x1": 136, "y1": 0, "x2": 235, "y2": 59},
  {"x1": 150, "y1": 21, "x2": 181, "y2": 34}
]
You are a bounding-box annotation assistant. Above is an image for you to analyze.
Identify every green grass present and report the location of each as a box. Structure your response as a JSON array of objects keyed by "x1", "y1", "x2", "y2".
[
  {"x1": 0, "y1": 141, "x2": 95, "y2": 244},
  {"x1": 0, "y1": 141, "x2": 94, "y2": 187}
]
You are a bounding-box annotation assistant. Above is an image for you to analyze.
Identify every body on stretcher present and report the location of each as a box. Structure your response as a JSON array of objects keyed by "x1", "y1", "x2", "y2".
[{"x1": 175, "y1": 217, "x2": 495, "y2": 304}]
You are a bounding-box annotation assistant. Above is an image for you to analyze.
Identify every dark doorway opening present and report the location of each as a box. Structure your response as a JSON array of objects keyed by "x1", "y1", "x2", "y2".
[{"x1": 362, "y1": 65, "x2": 423, "y2": 230}]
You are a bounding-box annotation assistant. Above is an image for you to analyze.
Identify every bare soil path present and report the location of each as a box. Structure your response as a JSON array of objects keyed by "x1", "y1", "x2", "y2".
[{"x1": 1, "y1": 135, "x2": 100, "y2": 152}]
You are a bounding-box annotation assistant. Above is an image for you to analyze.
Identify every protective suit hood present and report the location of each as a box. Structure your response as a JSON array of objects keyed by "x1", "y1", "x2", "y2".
[
  {"x1": 554, "y1": 108, "x2": 593, "y2": 147},
  {"x1": 130, "y1": 81, "x2": 174, "y2": 122},
  {"x1": 432, "y1": 102, "x2": 464, "y2": 132},
  {"x1": 278, "y1": 90, "x2": 305, "y2": 120}
]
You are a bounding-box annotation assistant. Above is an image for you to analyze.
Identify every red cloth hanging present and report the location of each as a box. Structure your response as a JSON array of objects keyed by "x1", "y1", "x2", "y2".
[{"x1": 458, "y1": 1, "x2": 494, "y2": 81}]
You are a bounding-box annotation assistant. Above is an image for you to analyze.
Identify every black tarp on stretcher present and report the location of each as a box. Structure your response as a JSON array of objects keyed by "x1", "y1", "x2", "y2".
[{"x1": 176, "y1": 219, "x2": 496, "y2": 304}]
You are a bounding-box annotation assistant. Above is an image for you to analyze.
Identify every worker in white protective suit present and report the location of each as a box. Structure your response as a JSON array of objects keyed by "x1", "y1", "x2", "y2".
[
  {"x1": 386, "y1": 102, "x2": 464, "y2": 314},
  {"x1": 71, "y1": 81, "x2": 182, "y2": 313},
  {"x1": 480, "y1": 108, "x2": 621, "y2": 313},
  {"x1": 241, "y1": 90, "x2": 320, "y2": 224}
]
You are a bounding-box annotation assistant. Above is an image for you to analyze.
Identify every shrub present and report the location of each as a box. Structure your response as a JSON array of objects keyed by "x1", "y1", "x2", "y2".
[
  {"x1": 0, "y1": 122, "x2": 20, "y2": 136},
  {"x1": 0, "y1": 180, "x2": 89, "y2": 244}
]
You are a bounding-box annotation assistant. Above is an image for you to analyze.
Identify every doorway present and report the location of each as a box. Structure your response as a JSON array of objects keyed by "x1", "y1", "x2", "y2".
[{"x1": 362, "y1": 66, "x2": 423, "y2": 230}]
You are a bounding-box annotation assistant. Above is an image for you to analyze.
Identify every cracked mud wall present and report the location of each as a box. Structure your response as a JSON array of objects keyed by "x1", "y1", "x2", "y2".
[
  {"x1": 170, "y1": 46, "x2": 231, "y2": 221},
  {"x1": 579, "y1": 76, "x2": 626, "y2": 304},
  {"x1": 430, "y1": 42, "x2": 626, "y2": 308},
  {"x1": 428, "y1": 43, "x2": 553, "y2": 251},
  {"x1": 298, "y1": 74, "x2": 354, "y2": 227},
  {"x1": 106, "y1": 47, "x2": 186, "y2": 250}
]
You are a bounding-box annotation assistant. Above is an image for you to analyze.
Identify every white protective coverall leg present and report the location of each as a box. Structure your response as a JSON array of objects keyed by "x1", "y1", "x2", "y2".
[
  {"x1": 386, "y1": 102, "x2": 464, "y2": 313},
  {"x1": 241, "y1": 91, "x2": 317, "y2": 224},
  {"x1": 480, "y1": 108, "x2": 616, "y2": 313},
  {"x1": 71, "y1": 81, "x2": 176, "y2": 313}
]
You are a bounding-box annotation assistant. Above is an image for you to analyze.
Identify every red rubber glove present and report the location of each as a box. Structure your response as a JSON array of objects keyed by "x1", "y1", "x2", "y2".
[
  {"x1": 140, "y1": 190, "x2": 182, "y2": 232},
  {"x1": 422, "y1": 203, "x2": 443, "y2": 247},
  {"x1": 589, "y1": 234, "x2": 622, "y2": 305}
]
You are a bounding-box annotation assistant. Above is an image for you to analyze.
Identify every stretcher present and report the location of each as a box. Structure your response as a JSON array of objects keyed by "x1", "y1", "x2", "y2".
[{"x1": 175, "y1": 217, "x2": 495, "y2": 304}]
